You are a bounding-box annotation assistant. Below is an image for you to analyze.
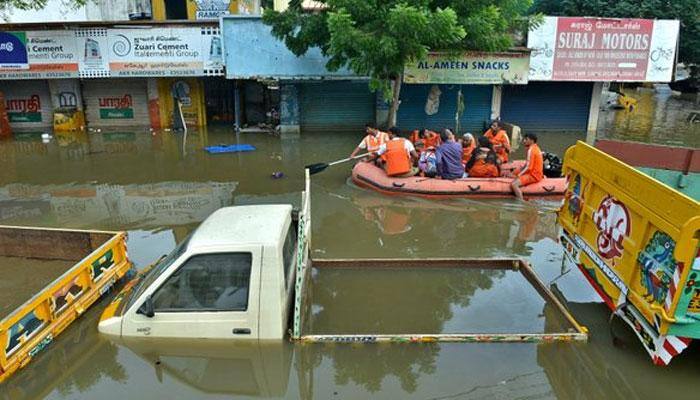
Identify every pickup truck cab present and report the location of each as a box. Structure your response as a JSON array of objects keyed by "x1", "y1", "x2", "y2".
[{"x1": 98, "y1": 205, "x2": 298, "y2": 340}]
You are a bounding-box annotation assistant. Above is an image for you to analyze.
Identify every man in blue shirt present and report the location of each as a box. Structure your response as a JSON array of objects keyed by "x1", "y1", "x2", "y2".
[{"x1": 435, "y1": 129, "x2": 465, "y2": 180}]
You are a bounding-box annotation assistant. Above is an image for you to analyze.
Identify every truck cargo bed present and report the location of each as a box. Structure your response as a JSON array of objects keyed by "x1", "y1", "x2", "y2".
[
  {"x1": 0, "y1": 225, "x2": 132, "y2": 383},
  {"x1": 0, "y1": 257, "x2": 74, "y2": 319}
]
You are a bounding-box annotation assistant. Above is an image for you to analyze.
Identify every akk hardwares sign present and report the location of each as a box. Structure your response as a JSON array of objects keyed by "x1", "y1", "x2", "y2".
[
  {"x1": 528, "y1": 16, "x2": 680, "y2": 82},
  {"x1": 0, "y1": 31, "x2": 79, "y2": 79},
  {"x1": 107, "y1": 28, "x2": 223, "y2": 77},
  {"x1": 404, "y1": 52, "x2": 530, "y2": 84}
]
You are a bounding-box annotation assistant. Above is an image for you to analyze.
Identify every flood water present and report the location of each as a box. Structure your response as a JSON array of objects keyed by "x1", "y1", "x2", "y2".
[{"x1": 1, "y1": 98, "x2": 699, "y2": 399}]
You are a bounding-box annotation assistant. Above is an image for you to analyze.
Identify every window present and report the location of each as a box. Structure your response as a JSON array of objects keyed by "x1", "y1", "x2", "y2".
[
  {"x1": 282, "y1": 223, "x2": 297, "y2": 288},
  {"x1": 164, "y1": 0, "x2": 188, "y2": 20},
  {"x1": 152, "y1": 253, "x2": 252, "y2": 312}
]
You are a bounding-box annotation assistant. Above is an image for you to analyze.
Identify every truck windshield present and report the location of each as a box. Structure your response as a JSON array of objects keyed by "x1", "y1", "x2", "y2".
[{"x1": 126, "y1": 236, "x2": 190, "y2": 312}]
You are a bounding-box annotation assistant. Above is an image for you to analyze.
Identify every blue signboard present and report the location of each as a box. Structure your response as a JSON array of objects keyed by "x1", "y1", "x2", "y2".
[
  {"x1": 221, "y1": 16, "x2": 358, "y2": 79},
  {"x1": 0, "y1": 31, "x2": 29, "y2": 70}
]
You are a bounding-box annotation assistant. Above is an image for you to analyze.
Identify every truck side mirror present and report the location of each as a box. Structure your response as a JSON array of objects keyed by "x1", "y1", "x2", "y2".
[{"x1": 137, "y1": 296, "x2": 155, "y2": 318}]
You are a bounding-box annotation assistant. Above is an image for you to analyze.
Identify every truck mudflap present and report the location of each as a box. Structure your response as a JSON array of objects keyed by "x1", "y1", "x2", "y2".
[
  {"x1": 0, "y1": 227, "x2": 133, "y2": 383},
  {"x1": 558, "y1": 141, "x2": 700, "y2": 366}
]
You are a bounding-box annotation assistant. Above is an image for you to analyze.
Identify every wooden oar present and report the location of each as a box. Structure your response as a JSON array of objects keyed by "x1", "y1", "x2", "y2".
[{"x1": 305, "y1": 153, "x2": 372, "y2": 175}]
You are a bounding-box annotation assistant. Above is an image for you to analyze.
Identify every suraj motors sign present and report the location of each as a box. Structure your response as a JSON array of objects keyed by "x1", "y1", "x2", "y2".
[{"x1": 528, "y1": 17, "x2": 680, "y2": 82}]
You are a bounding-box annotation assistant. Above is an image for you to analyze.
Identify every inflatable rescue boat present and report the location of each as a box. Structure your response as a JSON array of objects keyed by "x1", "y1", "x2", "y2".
[{"x1": 351, "y1": 161, "x2": 566, "y2": 199}]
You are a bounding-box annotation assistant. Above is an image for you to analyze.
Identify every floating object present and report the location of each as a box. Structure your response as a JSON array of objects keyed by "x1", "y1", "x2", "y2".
[
  {"x1": 204, "y1": 144, "x2": 256, "y2": 154},
  {"x1": 271, "y1": 171, "x2": 284, "y2": 179},
  {"x1": 41, "y1": 133, "x2": 51, "y2": 139},
  {"x1": 352, "y1": 162, "x2": 566, "y2": 199}
]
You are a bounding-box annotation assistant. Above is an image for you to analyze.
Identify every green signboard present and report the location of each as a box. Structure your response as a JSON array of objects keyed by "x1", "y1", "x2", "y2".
[
  {"x1": 100, "y1": 108, "x2": 134, "y2": 119},
  {"x1": 404, "y1": 52, "x2": 530, "y2": 85},
  {"x1": 8, "y1": 112, "x2": 41, "y2": 122}
]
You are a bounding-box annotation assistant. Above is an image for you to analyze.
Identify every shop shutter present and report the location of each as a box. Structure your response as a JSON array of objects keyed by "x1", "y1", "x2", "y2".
[
  {"x1": 300, "y1": 81, "x2": 375, "y2": 131},
  {"x1": 83, "y1": 79, "x2": 150, "y2": 127},
  {"x1": 3, "y1": 80, "x2": 52, "y2": 130},
  {"x1": 397, "y1": 84, "x2": 492, "y2": 134},
  {"x1": 501, "y1": 82, "x2": 592, "y2": 132}
]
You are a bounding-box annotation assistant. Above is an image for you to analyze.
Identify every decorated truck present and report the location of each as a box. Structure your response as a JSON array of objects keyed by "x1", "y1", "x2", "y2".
[
  {"x1": 558, "y1": 141, "x2": 700, "y2": 365},
  {"x1": 0, "y1": 226, "x2": 132, "y2": 383}
]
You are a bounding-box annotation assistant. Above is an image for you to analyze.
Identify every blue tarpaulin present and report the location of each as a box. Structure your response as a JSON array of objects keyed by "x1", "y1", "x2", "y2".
[{"x1": 204, "y1": 144, "x2": 256, "y2": 154}]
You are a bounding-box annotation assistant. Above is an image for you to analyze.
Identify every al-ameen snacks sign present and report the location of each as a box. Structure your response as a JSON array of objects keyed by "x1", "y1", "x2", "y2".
[
  {"x1": 528, "y1": 16, "x2": 680, "y2": 82},
  {"x1": 404, "y1": 52, "x2": 529, "y2": 84}
]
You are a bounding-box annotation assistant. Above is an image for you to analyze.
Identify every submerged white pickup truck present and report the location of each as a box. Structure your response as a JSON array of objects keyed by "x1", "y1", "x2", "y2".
[
  {"x1": 98, "y1": 204, "x2": 300, "y2": 340},
  {"x1": 99, "y1": 173, "x2": 586, "y2": 344}
]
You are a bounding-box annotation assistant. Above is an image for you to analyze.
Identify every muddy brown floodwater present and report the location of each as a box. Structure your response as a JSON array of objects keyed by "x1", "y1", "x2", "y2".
[{"x1": 0, "y1": 97, "x2": 699, "y2": 400}]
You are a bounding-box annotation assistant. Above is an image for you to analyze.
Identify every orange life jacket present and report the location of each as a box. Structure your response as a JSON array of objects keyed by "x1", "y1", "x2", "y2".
[
  {"x1": 385, "y1": 139, "x2": 411, "y2": 176},
  {"x1": 424, "y1": 131, "x2": 441, "y2": 148},
  {"x1": 468, "y1": 159, "x2": 499, "y2": 178},
  {"x1": 484, "y1": 129, "x2": 510, "y2": 163},
  {"x1": 527, "y1": 143, "x2": 544, "y2": 181},
  {"x1": 462, "y1": 143, "x2": 475, "y2": 164}
]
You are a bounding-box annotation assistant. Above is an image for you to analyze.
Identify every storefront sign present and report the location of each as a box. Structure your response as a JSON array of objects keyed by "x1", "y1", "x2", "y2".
[
  {"x1": 0, "y1": 32, "x2": 29, "y2": 69},
  {"x1": 528, "y1": 17, "x2": 680, "y2": 82},
  {"x1": 0, "y1": 31, "x2": 79, "y2": 80},
  {"x1": 404, "y1": 52, "x2": 529, "y2": 84},
  {"x1": 76, "y1": 28, "x2": 111, "y2": 78},
  {"x1": 5, "y1": 95, "x2": 42, "y2": 122},
  {"x1": 107, "y1": 28, "x2": 222, "y2": 77},
  {"x1": 98, "y1": 95, "x2": 134, "y2": 119},
  {"x1": 194, "y1": 0, "x2": 233, "y2": 20}
]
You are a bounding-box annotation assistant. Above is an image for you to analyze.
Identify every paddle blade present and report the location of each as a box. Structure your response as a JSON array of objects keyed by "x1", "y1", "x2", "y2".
[{"x1": 305, "y1": 162, "x2": 329, "y2": 175}]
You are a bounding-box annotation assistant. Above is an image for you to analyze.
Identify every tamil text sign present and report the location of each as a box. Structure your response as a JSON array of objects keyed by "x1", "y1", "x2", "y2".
[
  {"x1": 404, "y1": 52, "x2": 529, "y2": 84},
  {"x1": 528, "y1": 17, "x2": 680, "y2": 82}
]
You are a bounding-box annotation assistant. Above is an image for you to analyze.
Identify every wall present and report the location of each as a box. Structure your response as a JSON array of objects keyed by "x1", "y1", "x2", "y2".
[{"x1": 221, "y1": 16, "x2": 358, "y2": 80}]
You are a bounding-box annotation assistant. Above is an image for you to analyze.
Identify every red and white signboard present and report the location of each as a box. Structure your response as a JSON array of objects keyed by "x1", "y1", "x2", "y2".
[{"x1": 528, "y1": 17, "x2": 680, "y2": 82}]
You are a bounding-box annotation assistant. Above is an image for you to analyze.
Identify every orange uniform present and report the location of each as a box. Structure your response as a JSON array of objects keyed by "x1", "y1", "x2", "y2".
[
  {"x1": 423, "y1": 130, "x2": 441, "y2": 148},
  {"x1": 462, "y1": 142, "x2": 475, "y2": 164},
  {"x1": 384, "y1": 139, "x2": 412, "y2": 176},
  {"x1": 484, "y1": 129, "x2": 511, "y2": 163},
  {"x1": 359, "y1": 131, "x2": 389, "y2": 153},
  {"x1": 518, "y1": 143, "x2": 544, "y2": 186},
  {"x1": 468, "y1": 159, "x2": 499, "y2": 178}
]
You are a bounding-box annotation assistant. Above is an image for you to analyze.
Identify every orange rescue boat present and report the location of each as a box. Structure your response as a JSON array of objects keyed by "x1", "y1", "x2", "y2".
[{"x1": 351, "y1": 161, "x2": 566, "y2": 199}]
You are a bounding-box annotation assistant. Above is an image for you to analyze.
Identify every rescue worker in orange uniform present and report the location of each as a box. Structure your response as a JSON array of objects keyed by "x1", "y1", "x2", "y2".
[
  {"x1": 465, "y1": 136, "x2": 500, "y2": 178},
  {"x1": 511, "y1": 133, "x2": 544, "y2": 201},
  {"x1": 409, "y1": 128, "x2": 440, "y2": 150},
  {"x1": 483, "y1": 120, "x2": 511, "y2": 163},
  {"x1": 350, "y1": 124, "x2": 389, "y2": 158},
  {"x1": 461, "y1": 133, "x2": 475, "y2": 164},
  {"x1": 374, "y1": 127, "x2": 419, "y2": 177}
]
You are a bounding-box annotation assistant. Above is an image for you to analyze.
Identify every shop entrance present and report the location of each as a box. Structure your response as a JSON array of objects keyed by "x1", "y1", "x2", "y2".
[{"x1": 203, "y1": 79, "x2": 280, "y2": 129}]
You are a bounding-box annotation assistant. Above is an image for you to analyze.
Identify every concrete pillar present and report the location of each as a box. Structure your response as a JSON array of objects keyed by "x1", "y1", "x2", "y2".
[
  {"x1": 279, "y1": 83, "x2": 300, "y2": 136},
  {"x1": 586, "y1": 82, "x2": 604, "y2": 144},
  {"x1": 490, "y1": 85, "x2": 502, "y2": 121},
  {"x1": 234, "y1": 81, "x2": 242, "y2": 132},
  {"x1": 375, "y1": 90, "x2": 389, "y2": 128},
  {"x1": 48, "y1": 79, "x2": 83, "y2": 110}
]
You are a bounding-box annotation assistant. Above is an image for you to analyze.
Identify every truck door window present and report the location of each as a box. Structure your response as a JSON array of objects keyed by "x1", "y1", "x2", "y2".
[
  {"x1": 151, "y1": 253, "x2": 252, "y2": 312},
  {"x1": 282, "y1": 223, "x2": 297, "y2": 288}
]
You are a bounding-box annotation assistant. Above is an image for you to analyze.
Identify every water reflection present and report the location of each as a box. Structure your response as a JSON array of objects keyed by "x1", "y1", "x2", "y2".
[
  {"x1": 1, "y1": 297, "x2": 126, "y2": 400},
  {"x1": 598, "y1": 86, "x2": 700, "y2": 148},
  {"x1": 121, "y1": 339, "x2": 294, "y2": 397}
]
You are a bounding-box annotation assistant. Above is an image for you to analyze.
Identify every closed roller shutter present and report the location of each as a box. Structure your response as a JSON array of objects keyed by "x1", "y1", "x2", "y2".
[
  {"x1": 3, "y1": 80, "x2": 52, "y2": 130},
  {"x1": 83, "y1": 79, "x2": 150, "y2": 127},
  {"x1": 300, "y1": 81, "x2": 375, "y2": 131},
  {"x1": 397, "y1": 84, "x2": 492, "y2": 133},
  {"x1": 501, "y1": 82, "x2": 592, "y2": 132}
]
